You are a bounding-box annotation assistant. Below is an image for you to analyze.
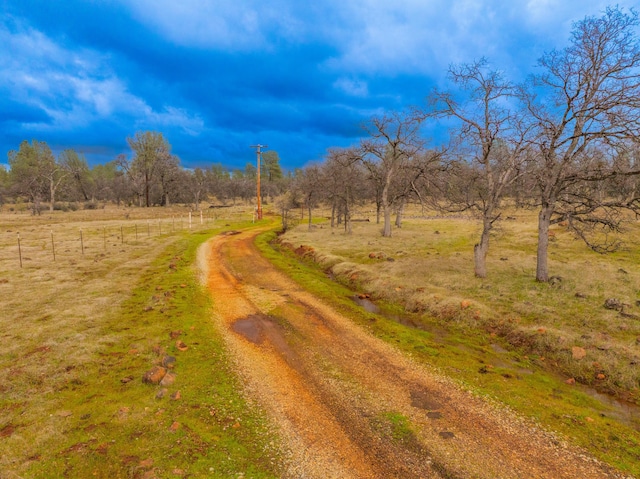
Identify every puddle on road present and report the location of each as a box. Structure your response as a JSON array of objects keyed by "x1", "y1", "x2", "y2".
[
  {"x1": 410, "y1": 388, "x2": 444, "y2": 411},
  {"x1": 232, "y1": 315, "x2": 267, "y2": 344},
  {"x1": 231, "y1": 314, "x2": 303, "y2": 373}
]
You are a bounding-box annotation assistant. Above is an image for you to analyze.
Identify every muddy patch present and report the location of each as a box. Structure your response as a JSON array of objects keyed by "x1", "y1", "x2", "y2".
[
  {"x1": 352, "y1": 295, "x2": 380, "y2": 314},
  {"x1": 232, "y1": 314, "x2": 269, "y2": 344},
  {"x1": 410, "y1": 388, "x2": 445, "y2": 411}
]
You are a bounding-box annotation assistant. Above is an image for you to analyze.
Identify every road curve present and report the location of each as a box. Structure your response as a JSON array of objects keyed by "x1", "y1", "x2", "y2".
[{"x1": 199, "y1": 228, "x2": 625, "y2": 479}]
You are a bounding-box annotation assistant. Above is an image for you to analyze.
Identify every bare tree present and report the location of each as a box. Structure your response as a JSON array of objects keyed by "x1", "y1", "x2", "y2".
[
  {"x1": 294, "y1": 163, "x2": 323, "y2": 231},
  {"x1": 524, "y1": 7, "x2": 640, "y2": 281},
  {"x1": 127, "y1": 131, "x2": 171, "y2": 207},
  {"x1": 59, "y1": 149, "x2": 93, "y2": 201},
  {"x1": 430, "y1": 59, "x2": 532, "y2": 277},
  {"x1": 8, "y1": 140, "x2": 55, "y2": 214},
  {"x1": 322, "y1": 148, "x2": 366, "y2": 234},
  {"x1": 362, "y1": 108, "x2": 425, "y2": 237}
]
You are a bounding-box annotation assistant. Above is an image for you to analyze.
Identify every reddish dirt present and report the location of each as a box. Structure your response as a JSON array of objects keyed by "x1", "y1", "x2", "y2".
[{"x1": 199, "y1": 228, "x2": 626, "y2": 479}]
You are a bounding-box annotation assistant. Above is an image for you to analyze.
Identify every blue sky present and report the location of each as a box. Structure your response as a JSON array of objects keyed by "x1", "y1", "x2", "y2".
[{"x1": 1, "y1": 1, "x2": 636, "y2": 171}]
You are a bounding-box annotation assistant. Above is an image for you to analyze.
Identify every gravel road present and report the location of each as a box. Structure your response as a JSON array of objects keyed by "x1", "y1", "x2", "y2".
[{"x1": 198, "y1": 228, "x2": 628, "y2": 479}]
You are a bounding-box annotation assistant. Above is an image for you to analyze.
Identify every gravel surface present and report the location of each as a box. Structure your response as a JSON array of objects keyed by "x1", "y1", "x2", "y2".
[{"x1": 198, "y1": 229, "x2": 630, "y2": 479}]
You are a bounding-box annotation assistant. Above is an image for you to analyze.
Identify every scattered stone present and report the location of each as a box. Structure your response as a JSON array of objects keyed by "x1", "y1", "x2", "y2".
[
  {"x1": 604, "y1": 298, "x2": 623, "y2": 311},
  {"x1": 169, "y1": 421, "x2": 180, "y2": 432},
  {"x1": 139, "y1": 458, "x2": 154, "y2": 468},
  {"x1": 460, "y1": 300, "x2": 471, "y2": 310},
  {"x1": 596, "y1": 373, "x2": 606, "y2": 380},
  {"x1": 162, "y1": 356, "x2": 177, "y2": 369},
  {"x1": 155, "y1": 286, "x2": 163, "y2": 291},
  {"x1": 172, "y1": 469, "x2": 185, "y2": 476},
  {"x1": 549, "y1": 276, "x2": 563, "y2": 286},
  {"x1": 416, "y1": 287, "x2": 425, "y2": 293},
  {"x1": 169, "y1": 330, "x2": 182, "y2": 339},
  {"x1": 232, "y1": 422, "x2": 241, "y2": 429},
  {"x1": 368, "y1": 252, "x2": 377, "y2": 259},
  {"x1": 56, "y1": 410, "x2": 73, "y2": 417},
  {"x1": 160, "y1": 372, "x2": 176, "y2": 386},
  {"x1": 170, "y1": 391, "x2": 181, "y2": 401},
  {"x1": 434, "y1": 231, "x2": 440, "y2": 234},
  {"x1": 439, "y1": 431, "x2": 455, "y2": 439},
  {"x1": 575, "y1": 292, "x2": 587, "y2": 299},
  {"x1": 142, "y1": 366, "x2": 167, "y2": 384},
  {"x1": 143, "y1": 306, "x2": 154, "y2": 312},
  {"x1": 636, "y1": 337, "x2": 640, "y2": 345},
  {"x1": 0, "y1": 424, "x2": 15, "y2": 438},
  {"x1": 386, "y1": 257, "x2": 395, "y2": 262},
  {"x1": 585, "y1": 416, "x2": 595, "y2": 423},
  {"x1": 180, "y1": 284, "x2": 187, "y2": 288},
  {"x1": 377, "y1": 253, "x2": 385, "y2": 259},
  {"x1": 121, "y1": 376, "x2": 134, "y2": 384},
  {"x1": 500, "y1": 257, "x2": 508, "y2": 261},
  {"x1": 571, "y1": 347, "x2": 587, "y2": 360},
  {"x1": 618, "y1": 268, "x2": 628, "y2": 274},
  {"x1": 152, "y1": 345, "x2": 166, "y2": 356},
  {"x1": 427, "y1": 411, "x2": 442, "y2": 419},
  {"x1": 156, "y1": 388, "x2": 168, "y2": 399},
  {"x1": 537, "y1": 327, "x2": 547, "y2": 334},
  {"x1": 175, "y1": 340, "x2": 188, "y2": 352},
  {"x1": 565, "y1": 378, "x2": 576, "y2": 385}
]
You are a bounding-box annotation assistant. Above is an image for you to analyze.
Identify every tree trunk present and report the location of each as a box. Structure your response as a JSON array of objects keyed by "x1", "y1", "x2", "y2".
[
  {"x1": 382, "y1": 206, "x2": 392, "y2": 237},
  {"x1": 331, "y1": 202, "x2": 336, "y2": 228},
  {"x1": 49, "y1": 180, "x2": 55, "y2": 212},
  {"x1": 145, "y1": 172, "x2": 150, "y2": 207},
  {"x1": 381, "y1": 173, "x2": 392, "y2": 237},
  {"x1": 376, "y1": 202, "x2": 381, "y2": 224},
  {"x1": 395, "y1": 201, "x2": 405, "y2": 228},
  {"x1": 474, "y1": 218, "x2": 491, "y2": 278},
  {"x1": 536, "y1": 205, "x2": 553, "y2": 282},
  {"x1": 308, "y1": 205, "x2": 312, "y2": 231},
  {"x1": 345, "y1": 201, "x2": 352, "y2": 234}
]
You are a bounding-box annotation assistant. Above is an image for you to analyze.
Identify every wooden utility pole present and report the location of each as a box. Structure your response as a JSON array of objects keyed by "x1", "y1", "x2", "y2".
[{"x1": 250, "y1": 144, "x2": 268, "y2": 220}]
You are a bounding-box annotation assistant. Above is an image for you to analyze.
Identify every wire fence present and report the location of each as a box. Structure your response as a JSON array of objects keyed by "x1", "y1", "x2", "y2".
[{"x1": 3, "y1": 210, "x2": 218, "y2": 269}]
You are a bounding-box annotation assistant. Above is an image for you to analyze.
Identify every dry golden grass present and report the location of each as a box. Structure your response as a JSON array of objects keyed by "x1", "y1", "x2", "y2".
[
  {"x1": 283, "y1": 204, "x2": 640, "y2": 398},
  {"x1": 0, "y1": 204, "x2": 263, "y2": 474}
]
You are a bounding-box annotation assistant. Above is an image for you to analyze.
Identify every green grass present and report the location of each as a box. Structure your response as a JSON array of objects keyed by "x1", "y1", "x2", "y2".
[
  {"x1": 3, "y1": 222, "x2": 280, "y2": 478},
  {"x1": 372, "y1": 411, "x2": 415, "y2": 444},
  {"x1": 257, "y1": 226, "x2": 640, "y2": 476}
]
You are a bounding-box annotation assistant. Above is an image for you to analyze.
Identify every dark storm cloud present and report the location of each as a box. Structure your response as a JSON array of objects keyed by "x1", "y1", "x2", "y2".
[{"x1": 1, "y1": 0, "x2": 634, "y2": 170}]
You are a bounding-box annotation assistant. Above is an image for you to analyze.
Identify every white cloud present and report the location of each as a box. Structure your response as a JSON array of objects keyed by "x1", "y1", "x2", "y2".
[
  {"x1": 118, "y1": 0, "x2": 304, "y2": 50},
  {"x1": 0, "y1": 17, "x2": 203, "y2": 135},
  {"x1": 333, "y1": 77, "x2": 369, "y2": 97}
]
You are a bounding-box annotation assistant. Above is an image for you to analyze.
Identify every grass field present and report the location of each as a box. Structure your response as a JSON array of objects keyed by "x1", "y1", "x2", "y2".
[
  {"x1": 272, "y1": 204, "x2": 640, "y2": 475},
  {"x1": 3, "y1": 202, "x2": 640, "y2": 477},
  {"x1": 0, "y1": 205, "x2": 280, "y2": 478}
]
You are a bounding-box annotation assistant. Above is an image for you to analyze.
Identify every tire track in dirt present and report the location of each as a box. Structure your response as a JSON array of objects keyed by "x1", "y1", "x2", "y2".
[{"x1": 199, "y1": 229, "x2": 627, "y2": 479}]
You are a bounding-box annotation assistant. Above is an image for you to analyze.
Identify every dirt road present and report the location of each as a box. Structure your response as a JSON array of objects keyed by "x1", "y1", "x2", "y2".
[{"x1": 199, "y1": 228, "x2": 626, "y2": 479}]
